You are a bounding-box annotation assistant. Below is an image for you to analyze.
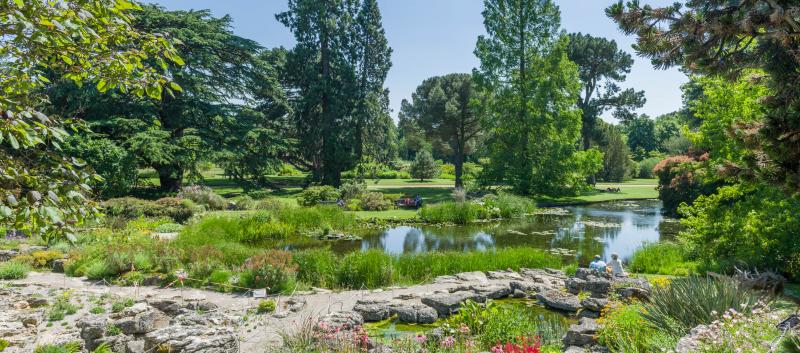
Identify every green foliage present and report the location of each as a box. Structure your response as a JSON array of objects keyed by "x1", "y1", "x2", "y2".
[
  {"x1": 356, "y1": 192, "x2": 394, "y2": 211},
  {"x1": 636, "y1": 156, "x2": 662, "y2": 179},
  {"x1": 0, "y1": 339, "x2": 8, "y2": 352},
  {"x1": 409, "y1": 150, "x2": 439, "y2": 181},
  {"x1": 653, "y1": 155, "x2": 715, "y2": 216},
  {"x1": 480, "y1": 193, "x2": 536, "y2": 219},
  {"x1": 446, "y1": 300, "x2": 567, "y2": 348},
  {"x1": 680, "y1": 183, "x2": 800, "y2": 279},
  {"x1": 629, "y1": 242, "x2": 698, "y2": 276},
  {"x1": 0, "y1": 261, "x2": 31, "y2": 279},
  {"x1": 598, "y1": 303, "x2": 677, "y2": 353},
  {"x1": 336, "y1": 250, "x2": 394, "y2": 288},
  {"x1": 621, "y1": 114, "x2": 658, "y2": 157},
  {"x1": 111, "y1": 298, "x2": 135, "y2": 313},
  {"x1": 293, "y1": 248, "x2": 337, "y2": 288},
  {"x1": 401, "y1": 73, "x2": 482, "y2": 187},
  {"x1": 102, "y1": 197, "x2": 197, "y2": 224},
  {"x1": 105, "y1": 325, "x2": 121, "y2": 336},
  {"x1": 63, "y1": 136, "x2": 138, "y2": 197},
  {"x1": 178, "y1": 186, "x2": 228, "y2": 211},
  {"x1": 258, "y1": 299, "x2": 277, "y2": 314},
  {"x1": 418, "y1": 202, "x2": 479, "y2": 224},
  {"x1": 0, "y1": 0, "x2": 180, "y2": 244},
  {"x1": 596, "y1": 122, "x2": 636, "y2": 182},
  {"x1": 154, "y1": 223, "x2": 183, "y2": 233},
  {"x1": 338, "y1": 180, "x2": 367, "y2": 200},
  {"x1": 297, "y1": 186, "x2": 340, "y2": 207},
  {"x1": 240, "y1": 251, "x2": 297, "y2": 293},
  {"x1": 48, "y1": 294, "x2": 78, "y2": 322},
  {"x1": 641, "y1": 276, "x2": 768, "y2": 337},
  {"x1": 89, "y1": 306, "x2": 105, "y2": 315},
  {"x1": 476, "y1": 0, "x2": 600, "y2": 195},
  {"x1": 33, "y1": 342, "x2": 81, "y2": 353}
]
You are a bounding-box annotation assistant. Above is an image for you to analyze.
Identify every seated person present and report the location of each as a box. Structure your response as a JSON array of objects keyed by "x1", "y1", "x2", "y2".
[
  {"x1": 608, "y1": 253, "x2": 626, "y2": 277},
  {"x1": 588, "y1": 255, "x2": 607, "y2": 272}
]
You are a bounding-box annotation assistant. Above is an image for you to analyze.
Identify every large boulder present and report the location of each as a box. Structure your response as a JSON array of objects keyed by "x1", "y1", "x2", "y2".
[
  {"x1": 421, "y1": 291, "x2": 486, "y2": 317},
  {"x1": 319, "y1": 311, "x2": 364, "y2": 331},
  {"x1": 78, "y1": 316, "x2": 108, "y2": 351},
  {"x1": 566, "y1": 276, "x2": 612, "y2": 298},
  {"x1": 613, "y1": 277, "x2": 652, "y2": 300},
  {"x1": 353, "y1": 300, "x2": 392, "y2": 322},
  {"x1": 563, "y1": 318, "x2": 601, "y2": 347},
  {"x1": 390, "y1": 302, "x2": 438, "y2": 324},
  {"x1": 113, "y1": 303, "x2": 169, "y2": 335},
  {"x1": 580, "y1": 297, "x2": 608, "y2": 312},
  {"x1": 536, "y1": 290, "x2": 581, "y2": 312},
  {"x1": 144, "y1": 313, "x2": 238, "y2": 353}
]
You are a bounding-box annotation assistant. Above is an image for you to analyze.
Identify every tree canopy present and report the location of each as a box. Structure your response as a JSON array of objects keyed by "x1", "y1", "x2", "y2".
[{"x1": 402, "y1": 74, "x2": 482, "y2": 188}]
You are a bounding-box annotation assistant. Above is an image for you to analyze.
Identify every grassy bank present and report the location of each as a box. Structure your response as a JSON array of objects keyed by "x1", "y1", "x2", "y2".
[{"x1": 539, "y1": 179, "x2": 658, "y2": 206}]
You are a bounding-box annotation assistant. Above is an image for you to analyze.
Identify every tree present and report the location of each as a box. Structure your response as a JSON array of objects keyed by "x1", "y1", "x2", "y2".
[
  {"x1": 48, "y1": 5, "x2": 283, "y2": 192},
  {"x1": 410, "y1": 150, "x2": 439, "y2": 182},
  {"x1": 608, "y1": 0, "x2": 800, "y2": 191},
  {"x1": 397, "y1": 99, "x2": 431, "y2": 160},
  {"x1": 621, "y1": 114, "x2": 657, "y2": 160},
  {"x1": 596, "y1": 122, "x2": 635, "y2": 182},
  {"x1": 278, "y1": 0, "x2": 392, "y2": 186},
  {"x1": 403, "y1": 74, "x2": 482, "y2": 188},
  {"x1": 566, "y1": 33, "x2": 645, "y2": 152},
  {"x1": 0, "y1": 0, "x2": 180, "y2": 242},
  {"x1": 475, "y1": 0, "x2": 602, "y2": 195}
]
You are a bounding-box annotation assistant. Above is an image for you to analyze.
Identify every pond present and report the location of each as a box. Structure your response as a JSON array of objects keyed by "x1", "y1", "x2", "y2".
[{"x1": 331, "y1": 199, "x2": 680, "y2": 263}]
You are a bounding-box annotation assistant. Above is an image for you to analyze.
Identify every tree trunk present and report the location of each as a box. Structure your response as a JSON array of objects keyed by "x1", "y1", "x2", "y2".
[
  {"x1": 156, "y1": 165, "x2": 183, "y2": 192},
  {"x1": 454, "y1": 153, "x2": 464, "y2": 189}
]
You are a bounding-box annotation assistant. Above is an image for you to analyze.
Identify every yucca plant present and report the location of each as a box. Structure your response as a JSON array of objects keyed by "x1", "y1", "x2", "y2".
[{"x1": 641, "y1": 276, "x2": 770, "y2": 337}]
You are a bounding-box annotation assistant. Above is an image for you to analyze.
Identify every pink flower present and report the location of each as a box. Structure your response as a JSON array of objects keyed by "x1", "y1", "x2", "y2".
[
  {"x1": 491, "y1": 345, "x2": 504, "y2": 353},
  {"x1": 441, "y1": 336, "x2": 455, "y2": 348},
  {"x1": 458, "y1": 324, "x2": 470, "y2": 334},
  {"x1": 415, "y1": 334, "x2": 427, "y2": 344}
]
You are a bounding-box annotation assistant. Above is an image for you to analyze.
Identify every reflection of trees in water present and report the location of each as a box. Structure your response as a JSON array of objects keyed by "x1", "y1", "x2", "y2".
[{"x1": 359, "y1": 225, "x2": 497, "y2": 253}]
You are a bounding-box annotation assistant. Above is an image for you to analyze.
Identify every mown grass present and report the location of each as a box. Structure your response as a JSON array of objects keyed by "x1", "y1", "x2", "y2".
[
  {"x1": 539, "y1": 179, "x2": 658, "y2": 205},
  {"x1": 629, "y1": 242, "x2": 698, "y2": 276}
]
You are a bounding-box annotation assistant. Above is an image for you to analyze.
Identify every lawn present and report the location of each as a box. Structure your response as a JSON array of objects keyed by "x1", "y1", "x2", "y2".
[{"x1": 538, "y1": 179, "x2": 658, "y2": 206}]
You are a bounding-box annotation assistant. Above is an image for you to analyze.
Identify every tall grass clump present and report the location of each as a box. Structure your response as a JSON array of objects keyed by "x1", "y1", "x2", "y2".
[
  {"x1": 274, "y1": 206, "x2": 357, "y2": 233},
  {"x1": 0, "y1": 261, "x2": 32, "y2": 279},
  {"x1": 598, "y1": 303, "x2": 678, "y2": 352},
  {"x1": 418, "y1": 202, "x2": 479, "y2": 224},
  {"x1": 629, "y1": 242, "x2": 698, "y2": 276},
  {"x1": 482, "y1": 193, "x2": 536, "y2": 219},
  {"x1": 293, "y1": 248, "x2": 338, "y2": 288},
  {"x1": 393, "y1": 248, "x2": 561, "y2": 282},
  {"x1": 641, "y1": 276, "x2": 769, "y2": 336},
  {"x1": 336, "y1": 250, "x2": 394, "y2": 288}
]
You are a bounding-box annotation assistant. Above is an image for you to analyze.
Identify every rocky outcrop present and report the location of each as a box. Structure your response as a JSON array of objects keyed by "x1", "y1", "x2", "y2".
[
  {"x1": 421, "y1": 290, "x2": 486, "y2": 317},
  {"x1": 563, "y1": 318, "x2": 601, "y2": 347},
  {"x1": 319, "y1": 311, "x2": 364, "y2": 331},
  {"x1": 537, "y1": 290, "x2": 581, "y2": 312},
  {"x1": 144, "y1": 313, "x2": 238, "y2": 353}
]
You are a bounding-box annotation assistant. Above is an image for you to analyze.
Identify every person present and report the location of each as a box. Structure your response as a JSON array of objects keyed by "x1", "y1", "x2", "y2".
[
  {"x1": 608, "y1": 253, "x2": 626, "y2": 277},
  {"x1": 588, "y1": 255, "x2": 607, "y2": 272}
]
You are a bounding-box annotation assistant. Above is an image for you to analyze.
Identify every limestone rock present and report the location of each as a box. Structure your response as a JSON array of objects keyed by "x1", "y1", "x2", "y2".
[
  {"x1": 51, "y1": 259, "x2": 66, "y2": 273},
  {"x1": 114, "y1": 303, "x2": 169, "y2": 335},
  {"x1": 564, "y1": 347, "x2": 586, "y2": 353},
  {"x1": 145, "y1": 324, "x2": 237, "y2": 353},
  {"x1": 563, "y1": 318, "x2": 601, "y2": 347},
  {"x1": 27, "y1": 297, "x2": 48, "y2": 308},
  {"x1": 319, "y1": 311, "x2": 364, "y2": 331},
  {"x1": 581, "y1": 297, "x2": 608, "y2": 312},
  {"x1": 468, "y1": 284, "x2": 512, "y2": 299},
  {"x1": 389, "y1": 302, "x2": 437, "y2": 324},
  {"x1": 421, "y1": 291, "x2": 486, "y2": 317},
  {"x1": 353, "y1": 300, "x2": 392, "y2": 322},
  {"x1": 536, "y1": 290, "x2": 581, "y2": 312}
]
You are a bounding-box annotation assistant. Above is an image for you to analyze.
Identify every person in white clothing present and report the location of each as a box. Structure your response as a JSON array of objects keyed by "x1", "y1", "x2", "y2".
[
  {"x1": 608, "y1": 253, "x2": 625, "y2": 277},
  {"x1": 588, "y1": 255, "x2": 607, "y2": 272}
]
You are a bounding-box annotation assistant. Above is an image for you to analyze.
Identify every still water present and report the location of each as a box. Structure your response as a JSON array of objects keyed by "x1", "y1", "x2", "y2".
[{"x1": 331, "y1": 200, "x2": 680, "y2": 263}]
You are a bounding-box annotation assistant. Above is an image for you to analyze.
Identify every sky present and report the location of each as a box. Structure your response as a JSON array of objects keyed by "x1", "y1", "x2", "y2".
[{"x1": 143, "y1": 0, "x2": 688, "y2": 122}]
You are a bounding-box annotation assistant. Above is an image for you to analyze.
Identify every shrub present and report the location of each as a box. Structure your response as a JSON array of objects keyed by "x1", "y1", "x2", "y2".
[
  {"x1": 481, "y1": 193, "x2": 536, "y2": 219},
  {"x1": 240, "y1": 251, "x2": 297, "y2": 293},
  {"x1": 84, "y1": 260, "x2": 111, "y2": 280},
  {"x1": 0, "y1": 261, "x2": 31, "y2": 279},
  {"x1": 245, "y1": 190, "x2": 273, "y2": 200},
  {"x1": 641, "y1": 276, "x2": 768, "y2": 337},
  {"x1": 679, "y1": 183, "x2": 800, "y2": 279},
  {"x1": 653, "y1": 154, "x2": 717, "y2": 216},
  {"x1": 629, "y1": 242, "x2": 698, "y2": 276},
  {"x1": 277, "y1": 163, "x2": 302, "y2": 176},
  {"x1": 410, "y1": 150, "x2": 439, "y2": 181},
  {"x1": 338, "y1": 179, "x2": 367, "y2": 200},
  {"x1": 637, "y1": 156, "x2": 662, "y2": 179},
  {"x1": 177, "y1": 185, "x2": 228, "y2": 210},
  {"x1": 132, "y1": 253, "x2": 153, "y2": 272},
  {"x1": 274, "y1": 206, "x2": 356, "y2": 233},
  {"x1": 418, "y1": 202, "x2": 479, "y2": 224},
  {"x1": 102, "y1": 197, "x2": 197, "y2": 223},
  {"x1": 293, "y1": 248, "x2": 337, "y2": 288},
  {"x1": 154, "y1": 223, "x2": 183, "y2": 233},
  {"x1": 257, "y1": 299, "x2": 276, "y2": 313},
  {"x1": 230, "y1": 196, "x2": 257, "y2": 211},
  {"x1": 598, "y1": 303, "x2": 677, "y2": 352},
  {"x1": 33, "y1": 342, "x2": 81, "y2": 353},
  {"x1": 236, "y1": 213, "x2": 295, "y2": 244},
  {"x1": 336, "y1": 250, "x2": 393, "y2": 289},
  {"x1": 297, "y1": 186, "x2": 340, "y2": 206},
  {"x1": 24, "y1": 250, "x2": 64, "y2": 267},
  {"x1": 358, "y1": 192, "x2": 393, "y2": 211},
  {"x1": 208, "y1": 269, "x2": 233, "y2": 292}
]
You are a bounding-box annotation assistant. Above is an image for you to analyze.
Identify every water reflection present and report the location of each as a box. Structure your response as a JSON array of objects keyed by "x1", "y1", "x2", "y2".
[{"x1": 330, "y1": 200, "x2": 679, "y2": 263}]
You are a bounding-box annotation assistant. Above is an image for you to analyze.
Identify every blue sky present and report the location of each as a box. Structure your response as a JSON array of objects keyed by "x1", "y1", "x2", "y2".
[{"x1": 144, "y1": 0, "x2": 687, "y2": 122}]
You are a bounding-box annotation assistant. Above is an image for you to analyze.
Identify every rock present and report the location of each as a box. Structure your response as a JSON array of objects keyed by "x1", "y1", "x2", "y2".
[
  {"x1": 675, "y1": 324, "x2": 709, "y2": 353},
  {"x1": 578, "y1": 310, "x2": 600, "y2": 319},
  {"x1": 319, "y1": 311, "x2": 364, "y2": 331},
  {"x1": 20, "y1": 314, "x2": 39, "y2": 328},
  {"x1": 145, "y1": 323, "x2": 238, "y2": 353},
  {"x1": 51, "y1": 259, "x2": 66, "y2": 273},
  {"x1": 581, "y1": 297, "x2": 608, "y2": 312},
  {"x1": 536, "y1": 290, "x2": 581, "y2": 312},
  {"x1": 613, "y1": 278, "x2": 652, "y2": 300},
  {"x1": 185, "y1": 300, "x2": 219, "y2": 312},
  {"x1": 564, "y1": 347, "x2": 586, "y2": 353},
  {"x1": 469, "y1": 284, "x2": 512, "y2": 300},
  {"x1": 19, "y1": 245, "x2": 46, "y2": 254},
  {"x1": 27, "y1": 297, "x2": 48, "y2": 308},
  {"x1": 566, "y1": 276, "x2": 611, "y2": 297},
  {"x1": 563, "y1": 318, "x2": 601, "y2": 347},
  {"x1": 486, "y1": 270, "x2": 524, "y2": 281},
  {"x1": 311, "y1": 287, "x2": 332, "y2": 294},
  {"x1": 510, "y1": 280, "x2": 549, "y2": 294},
  {"x1": 78, "y1": 316, "x2": 107, "y2": 351},
  {"x1": 389, "y1": 302, "x2": 438, "y2": 324},
  {"x1": 511, "y1": 289, "x2": 527, "y2": 298},
  {"x1": 114, "y1": 303, "x2": 169, "y2": 335},
  {"x1": 13, "y1": 301, "x2": 29, "y2": 310},
  {"x1": 353, "y1": 300, "x2": 392, "y2": 322},
  {"x1": 421, "y1": 291, "x2": 486, "y2": 317},
  {"x1": 455, "y1": 271, "x2": 488, "y2": 283},
  {"x1": 272, "y1": 311, "x2": 289, "y2": 319},
  {"x1": 285, "y1": 297, "x2": 306, "y2": 312},
  {"x1": 148, "y1": 298, "x2": 184, "y2": 316},
  {"x1": 0, "y1": 249, "x2": 18, "y2": 262},
  {"x1": 142, "y1": 275, "x2": 164, "y2": 287}
]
